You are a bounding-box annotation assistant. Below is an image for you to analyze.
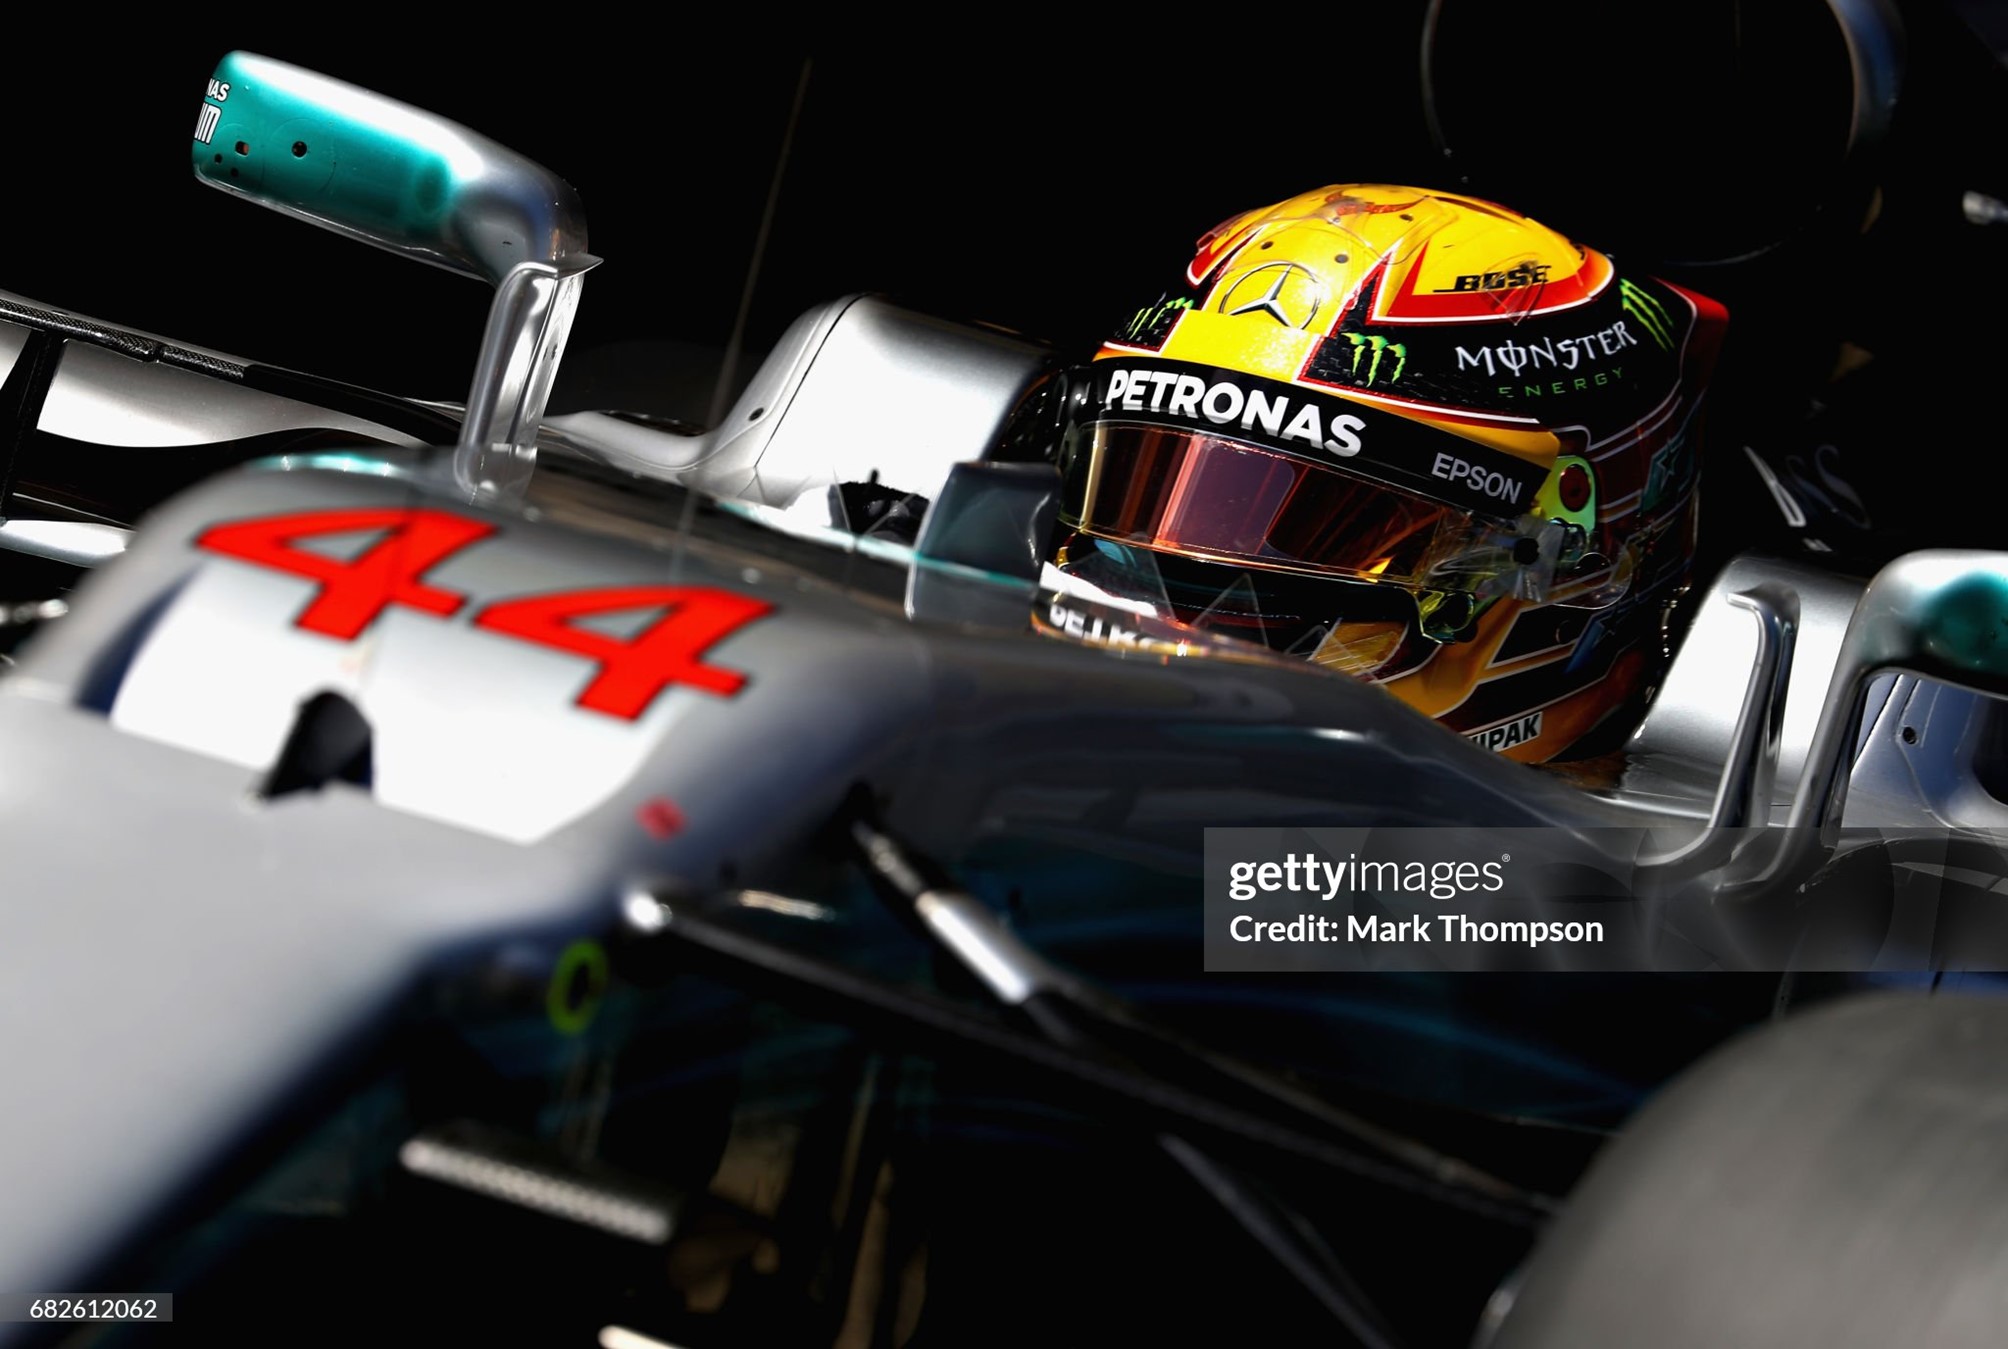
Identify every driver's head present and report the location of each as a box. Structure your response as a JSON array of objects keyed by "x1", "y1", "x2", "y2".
[{"x1": 1031, "y1": 184, "x2": 1728, "y2": 762}]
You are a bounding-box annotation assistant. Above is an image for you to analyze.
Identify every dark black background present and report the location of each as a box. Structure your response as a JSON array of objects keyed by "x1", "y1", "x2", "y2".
[
  {"x1": 13, "y1": 5, "x2": 1995, "y2": 407},
  {"x1": 13, "y1": 30, "x2": 1438, "y2": 409}
]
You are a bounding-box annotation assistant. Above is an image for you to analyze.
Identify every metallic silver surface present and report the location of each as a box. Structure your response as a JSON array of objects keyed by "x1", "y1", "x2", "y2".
[
  {"x1": 399, "y1": 1127, "x2": 677, "y2": 1244},
  {"x1": 17, "y1": 429, "x2": 2008, "y2": 1305},
  {"x1": 88, "y1": 467, "x2": 932, "y2": 846},
  {"x1": 1623, "y1": 554, "x2": 1869, "y2": 818},
  {"x1": 547, "y1": 294, "x2": 1051, "y2": 511},
  {"x1": 0, "y1": 519, "x2": 129, "y2": 566},
  {"x1": 912, "y1": 888, "x2": 1056, "y2": 1006},
  {"x1": 0, "y1": 455, "x2": 1664, "y2": 1300},
  {"x1": 0, "y1": 320, "x2": 27, "y2": 385},
  {"x1": 1639, "y1": 583, "x2": 1799, "y2": 873},
  {"x1": 1789, "y1": 550, "x2": 2008, "y2": 835},
  {"x1": 456, "y1": 258, "x2": 596, "y2": 474},
  {"x1": 39, "y1": 341, "x2": 425, "y2": 449},
  {"x1": 1711, "y1": 551, "x2": 2008, "y2": 898},
  {"x1": 0, "y1": 598, "x2": 65, "y2": 627},
  {"x1": 1847, "y1": 677, "x2": 2008, "y2": 830},
  {"x1": 1719, "y1": 584, "x2": 1800, "y2": 832},
  {"x1": 0, "y1": 696, "x2": 606, "y2": 1305}
]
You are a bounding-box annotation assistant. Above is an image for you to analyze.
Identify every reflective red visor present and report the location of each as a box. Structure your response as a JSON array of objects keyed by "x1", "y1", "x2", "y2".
[{"x1": 1063, "y1": 422, "x2": 1470, "y2": 587}]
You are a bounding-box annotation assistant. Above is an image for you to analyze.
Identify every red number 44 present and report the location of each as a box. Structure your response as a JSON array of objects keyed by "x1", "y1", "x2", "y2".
[{"x1": 196, "y1": 507, "x2": 776, "y2": 720}]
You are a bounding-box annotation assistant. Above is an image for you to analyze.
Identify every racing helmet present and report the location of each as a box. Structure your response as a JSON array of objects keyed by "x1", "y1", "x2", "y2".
[{"x1": 1031, "y1": 184, "x2": 1729, "y2": 762}]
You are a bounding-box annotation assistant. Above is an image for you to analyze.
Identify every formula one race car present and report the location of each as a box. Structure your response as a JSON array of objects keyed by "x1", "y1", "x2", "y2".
[{"x1": 5, "y1": 11, "x2": 2008, "y2": 1346}]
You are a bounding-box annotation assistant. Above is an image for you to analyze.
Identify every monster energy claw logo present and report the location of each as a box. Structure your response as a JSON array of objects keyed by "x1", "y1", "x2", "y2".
[
  {"x1": 1343, "y1": 333, "x2": 1406, "y2": 386},
  {"x1": 1620, "y1": 280, "x2": 1674, "y2": 352},
  {"x1": 1121, "y1": 295, "x2": 1193, "y2": 344}
]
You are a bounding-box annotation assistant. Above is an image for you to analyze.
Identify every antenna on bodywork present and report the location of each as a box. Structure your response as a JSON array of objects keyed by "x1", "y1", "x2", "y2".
[{"x1": 188, "y1": 51, "x2": 599, "y2": 500}]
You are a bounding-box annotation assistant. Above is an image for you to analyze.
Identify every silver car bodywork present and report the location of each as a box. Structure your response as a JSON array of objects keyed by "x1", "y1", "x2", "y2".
[{"x1": 3, "y1": 42, "x2": 2006, "y2": 1339}]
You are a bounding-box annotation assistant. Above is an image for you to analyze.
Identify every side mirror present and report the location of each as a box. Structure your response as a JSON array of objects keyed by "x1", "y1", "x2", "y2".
[{"x1": 190, "y1": 52, "x2": 600, "y2": 492}]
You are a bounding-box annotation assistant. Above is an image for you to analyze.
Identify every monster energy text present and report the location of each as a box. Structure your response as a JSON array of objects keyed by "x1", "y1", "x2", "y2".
[
  {"x1": 1496, "y1": 368, "x2": 1624, "y2": 400},
  {"x1": 1456, "y1": 320, "x2": 1637, "y2": 379}
]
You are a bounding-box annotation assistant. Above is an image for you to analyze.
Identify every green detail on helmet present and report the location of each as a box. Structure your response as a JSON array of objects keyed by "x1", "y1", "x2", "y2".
[
  {"x1": 1619, "y1": 279, "x2": 1674, "y2": 352},
  {"x1": 1122, "y1": 295, "x2": 1194, "y2": 343},
  {"x1": 1417, "y1": 588, "x2": 1487, "y2": 642},
  {"x1": 1343, "y1": 333, "x2": 1407, "y2": 386},
  {"x1": 1534, "y1": 454, "x2": 1598, "y2": 533}
]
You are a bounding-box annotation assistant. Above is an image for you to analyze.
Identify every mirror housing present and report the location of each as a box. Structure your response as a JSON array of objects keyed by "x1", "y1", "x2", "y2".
[{"x1": 190, "y1": 51, "x2": 599, "y2": 491}]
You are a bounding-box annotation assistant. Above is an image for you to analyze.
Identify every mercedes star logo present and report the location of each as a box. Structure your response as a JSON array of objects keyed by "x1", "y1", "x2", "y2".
[{"x1": 1219, "y1": 262, "x2": 1325, "y2": 329}]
